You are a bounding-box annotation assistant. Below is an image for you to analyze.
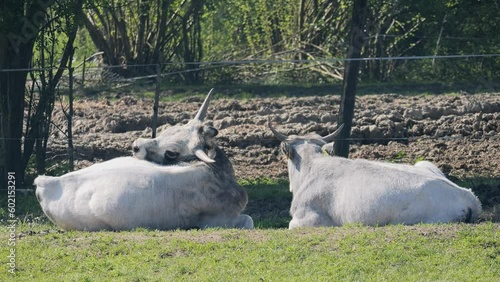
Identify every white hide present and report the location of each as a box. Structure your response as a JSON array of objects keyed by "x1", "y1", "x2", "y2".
[
  {"x1": 35, "y1": 157, "x2": 253, "y2": 231},
  {"x1": 281, "y1": 139, "x2": 482, "y2": 229}
]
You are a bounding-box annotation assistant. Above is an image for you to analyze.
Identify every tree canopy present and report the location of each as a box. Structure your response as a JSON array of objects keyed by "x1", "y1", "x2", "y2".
[{"x1": 74, "y1": 0, "x2": 500, "y2": 84}]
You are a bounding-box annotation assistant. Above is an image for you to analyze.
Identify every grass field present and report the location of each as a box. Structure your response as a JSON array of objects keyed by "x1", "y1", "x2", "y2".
[
  {"x1": 1, "y1": 222, "x2": 499, "y2": 281},
  {"x1": 74, "y1": 81, "x2": 496, "y2": 102},
  {"x1": 1, "y1": 178, "x2": 499, "y2": 281}
]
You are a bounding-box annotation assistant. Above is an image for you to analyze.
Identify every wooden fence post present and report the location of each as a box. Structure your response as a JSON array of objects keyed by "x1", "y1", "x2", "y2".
[
  {"x1": 81, "y1": 55, "x2": 86, "y2": 89},
  {"x1": 152, "y1": 59, "x2": 161, "y2": 138},
  {"x1": 68, "y1": 50, "x2": 75, "y2": 171},
  {"x1": 334, "y1": 0, "x2": 368, "y2": 158}
]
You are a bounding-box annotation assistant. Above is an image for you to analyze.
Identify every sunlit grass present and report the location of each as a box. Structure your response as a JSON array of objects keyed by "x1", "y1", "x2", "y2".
[
  {"x1": 1, "y1": 178, "x2": 498, "y2": 280},
  {"x1": 1, "y1": 223, "x2": 498, "y2": 281}
]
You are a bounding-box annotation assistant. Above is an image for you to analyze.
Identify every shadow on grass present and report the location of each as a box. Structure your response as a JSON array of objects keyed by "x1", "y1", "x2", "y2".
[
  {"x1": 450, "y1": 176, "x2": 500, "y2": 222},
  {"x1": 241, "y1": 178, "x2": 292, "y2": 229}
]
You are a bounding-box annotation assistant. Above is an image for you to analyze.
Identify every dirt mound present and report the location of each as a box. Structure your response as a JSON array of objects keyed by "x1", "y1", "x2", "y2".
[{"x1": 47, "y1": 92, "x2": 500, "y2": 180}]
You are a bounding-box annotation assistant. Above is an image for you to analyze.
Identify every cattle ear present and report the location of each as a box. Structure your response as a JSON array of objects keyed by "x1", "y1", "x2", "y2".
[
  {"x1": 321, "y1": 143, "x2": 335, "y2": 156},
  {"x1": 202, "y1": 125, "x2": 218, "y2": 138},
  {"x1": 280, "y1": 142, "x2": 293, "y2": 159}
]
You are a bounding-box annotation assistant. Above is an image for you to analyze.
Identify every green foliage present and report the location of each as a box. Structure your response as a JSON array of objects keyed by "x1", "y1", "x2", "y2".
[
  {"x1": 68, "y1": 0, "x2": 499, "y2": 85},
  {"x1": 388, "y1": 150, "x2": 407, "y2": 163},
  {"x1": 414, "y1": 156, "x2": 426, "y2": 163},
  {"x1": 365, "y1": 0, "x2": 500, "y2": 81},
  {"x1": 73, "y1": 28, "x2": 97, "y2": 65},
  {"x1": 203, "y1": 0, "x2": 295, "y2": 59}
]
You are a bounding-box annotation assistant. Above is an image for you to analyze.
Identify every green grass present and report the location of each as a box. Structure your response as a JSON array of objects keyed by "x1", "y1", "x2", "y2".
[
  {"x1": 64, "y1": 80, "x2": 499, "y2": 103},
  {"x1": 240, "y1": 177, "x2": 291, "y2": 200},
  {"x1": 1, "y1": 223, "x2": 498, "y2": 281},
  {"x1": 1, "y1": 178, "x2": 499, "y2": 280}
]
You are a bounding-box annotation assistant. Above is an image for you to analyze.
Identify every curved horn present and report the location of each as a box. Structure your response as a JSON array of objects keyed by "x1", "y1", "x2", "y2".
[
  {"x1": 195, "y1": 149, "x2": 215, "y2": 163},
  {"x1": 194, "y1": 88, "x2": 214, "y2": 121},
  {"x1": 322, "y1": 124, "x2": 345, "y2": 143},
  {"x1": 268, "y1": 117, "x2": 288, "y2": 142}
]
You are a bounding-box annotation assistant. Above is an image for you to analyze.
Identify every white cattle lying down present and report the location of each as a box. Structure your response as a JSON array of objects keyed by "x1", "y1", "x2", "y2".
[
  {"x1": 35, "y1": 90, "x2": 253, "y2": 231},
  {"x1": 269, "y1": 121, "x2": 482, "y2": 229}
]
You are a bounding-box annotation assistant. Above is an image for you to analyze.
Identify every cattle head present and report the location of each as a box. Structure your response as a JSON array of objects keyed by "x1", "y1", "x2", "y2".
[
  {"x1": 268, "y1": 118, "x2": 344, "y2": 159},
  {"x1": 132, "y1": 89, "x2": 219, "y2": 165}
]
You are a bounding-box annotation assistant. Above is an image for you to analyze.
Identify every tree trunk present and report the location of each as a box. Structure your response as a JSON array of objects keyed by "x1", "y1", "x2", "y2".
[
  {"x1": 0, "y1": 70, "x2": 28, "y2": 189},
  {"x1": 181, "y1": 1, "x2": 204, "y2": 84},
  {"x1": 0, "y1": 1, "x2": 53, "y2": 188},
  {"x1": 21, "y1": 0, "x2": 83, "y2": 176},
  {"x1": 334, "y1": 0, "x2": 368, "y2": 158},
  {"x1": 135, "y1": 0, "x2": 150, "y2": 65},
  {"x1": 298, "y1": 0, "x2": 306, "y2": 60}
]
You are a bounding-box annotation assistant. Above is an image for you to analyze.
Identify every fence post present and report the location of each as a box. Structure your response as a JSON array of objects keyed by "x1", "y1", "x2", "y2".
[
  {"x1": 152, "y1": 59, "x2": 161, "y2": 138},
  {"x1": 68, "y1": 51, "x2": 75, "y2": 171},
  {"x1": 334, "y1": 0, "x2": 368, "y2": 158},
  {"x1": 81, "y1": 55, "x2": 86, "y2": 89}
]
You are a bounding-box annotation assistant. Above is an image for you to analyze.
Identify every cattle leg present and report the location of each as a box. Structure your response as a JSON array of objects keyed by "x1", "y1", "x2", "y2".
[
  {"x1": 289, "y1": 211, "x2": 334, "y2": 229},
  {"x1": 200, "y1": 214, "x2": 254, "y2": 229},
  {"x1": 233, "y1": 214, "x2": 254, "y2": 229}
]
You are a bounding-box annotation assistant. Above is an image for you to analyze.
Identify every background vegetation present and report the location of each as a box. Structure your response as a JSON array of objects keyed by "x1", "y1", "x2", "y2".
[
  {"x1": 72, "y1": 0, "x2": 500, "y2": 84},
  {"x1": 1, "y1": 0, "x2": 499, "y2": 185}
]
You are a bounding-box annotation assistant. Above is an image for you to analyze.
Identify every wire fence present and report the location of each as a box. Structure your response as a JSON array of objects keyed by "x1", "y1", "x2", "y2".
[
  {"x1": 1, "y1": 52, "x2": 499, "y2": 144},
  {"x1": 11, "y1": 52, "x2": 495, "y2": 104},
  {"x1": 3, "y1": 53, "x2": 500, "y2": 72}
]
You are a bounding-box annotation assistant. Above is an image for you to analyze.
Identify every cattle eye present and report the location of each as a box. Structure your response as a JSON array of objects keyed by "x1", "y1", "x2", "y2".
[{"x1": 164, "y1": 150, "x2": 180, "y2": 160}]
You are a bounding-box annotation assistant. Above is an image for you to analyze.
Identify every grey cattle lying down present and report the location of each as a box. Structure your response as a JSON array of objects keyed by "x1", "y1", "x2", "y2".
[
  {"x1": 269, "y1": 121, "x2": 482, "y2": 229},
  {"x1": 35, "y1": 90, "x2": 253, "y2": 231}
]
